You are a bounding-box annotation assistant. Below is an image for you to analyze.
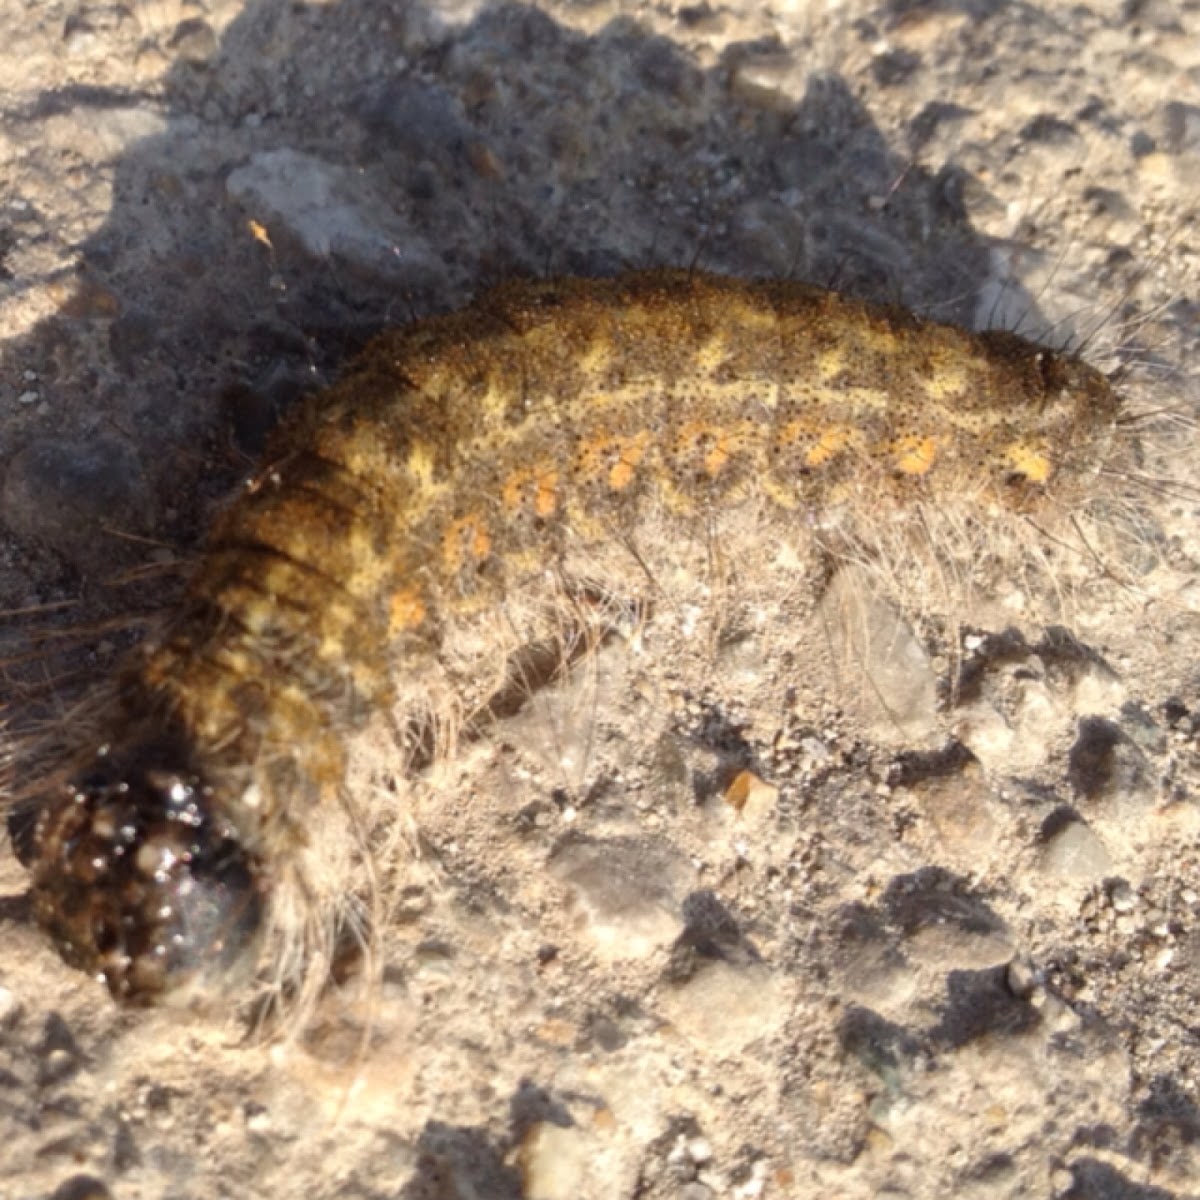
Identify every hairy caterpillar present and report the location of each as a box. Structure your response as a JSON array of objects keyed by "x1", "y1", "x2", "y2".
[{"x1": 21, "y1": 268, "x2": 1131, "y2": 1007}]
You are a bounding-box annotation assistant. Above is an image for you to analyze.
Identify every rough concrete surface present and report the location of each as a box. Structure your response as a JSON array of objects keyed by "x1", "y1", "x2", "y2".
[{"x1": 0, "y1": 1, "x2": 1199, "y2": 1198}]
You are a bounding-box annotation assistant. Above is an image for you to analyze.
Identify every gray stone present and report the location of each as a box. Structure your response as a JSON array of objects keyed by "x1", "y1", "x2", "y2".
[
  {"x1": 819, "y1": 566, "x2": 939, "y2": 745},
  {"x1": 550, "y1": 835, "x2": 693, "y2": 960},
  {"x1": 225, "y1": 149, "x2": 446, "y2": 290},
  {"x1": 1039, "y1": 820, "x2": 1112, "y2": 883},
  {"x1": 168, "y1": 18, "x2": 218, "y2": 66}
]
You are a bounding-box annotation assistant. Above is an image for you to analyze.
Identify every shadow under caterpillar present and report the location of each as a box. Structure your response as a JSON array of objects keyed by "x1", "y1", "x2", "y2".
[{"x1": 18, "y1": 269, "x2": 1129, "y2": 1005}]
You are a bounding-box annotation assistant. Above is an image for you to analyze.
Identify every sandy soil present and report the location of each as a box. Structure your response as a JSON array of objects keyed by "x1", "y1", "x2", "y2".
[{"x1": 0, "y1": 1, "x2": 1198, "y2": 1198}]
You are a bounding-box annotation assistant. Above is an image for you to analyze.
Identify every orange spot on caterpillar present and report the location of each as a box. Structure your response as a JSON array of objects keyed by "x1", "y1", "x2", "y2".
[
  {"x1": 442, "y1": 513, "x2": 492, "y2": 572},
  {"x1": 674, "y1": 420, "x2": 745, "y2": 478},
  {"x1": 502, "y1": 463, "x2": 561, "y2": 517},
  {"x1": 576, "y1": 429, "x2": 652, "y2": 492},
  {"x1": 803, "y1": 425, "x2": 857, "y2": 468},
  {"x1": 388, "y1": 585, "x2": 428, "y2": 635},
  {"x1": 891, "y1": 434, "x2": 942, "y2": 476}
]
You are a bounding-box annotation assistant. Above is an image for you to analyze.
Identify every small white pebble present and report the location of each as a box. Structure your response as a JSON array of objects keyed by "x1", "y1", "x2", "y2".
[
  {"x1": 245, "y1": 1107, "x2": 272, "y2": 1134},
  {"x1": 733, "y1": 1160, "x2": 768, "y2": 1198}
]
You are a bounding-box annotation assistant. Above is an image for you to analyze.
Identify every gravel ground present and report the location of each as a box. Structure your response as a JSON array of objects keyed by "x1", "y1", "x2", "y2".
[{"x1": 0, "y1": 1, "x2": 1198, "y2": 1198}]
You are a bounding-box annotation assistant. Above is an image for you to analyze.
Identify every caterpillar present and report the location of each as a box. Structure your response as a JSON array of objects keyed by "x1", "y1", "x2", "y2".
[{"x1": 20, "y1": 268, "x2": 1132, "y2": 1008}]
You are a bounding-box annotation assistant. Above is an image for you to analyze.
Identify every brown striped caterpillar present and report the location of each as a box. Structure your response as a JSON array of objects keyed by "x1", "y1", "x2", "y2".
[{"x1": 18, "y1": 269, "x2": 1145, "y2": 1008}]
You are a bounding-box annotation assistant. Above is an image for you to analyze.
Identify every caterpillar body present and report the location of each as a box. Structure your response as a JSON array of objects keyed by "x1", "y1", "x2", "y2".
[{"x1": 23, "y1": 269, "x2": 1125, "y2": 1006}]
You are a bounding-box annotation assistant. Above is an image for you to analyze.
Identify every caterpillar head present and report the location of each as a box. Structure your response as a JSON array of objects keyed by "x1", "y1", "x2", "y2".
[{"x1": 29, "y1": 735, "x2": 265, "y2": 1005}]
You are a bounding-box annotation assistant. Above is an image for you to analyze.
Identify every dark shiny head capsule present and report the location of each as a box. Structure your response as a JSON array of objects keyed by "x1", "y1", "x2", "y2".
[{"x1": 29, "y1": 736, "x2": 266, "y2": 1005}]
